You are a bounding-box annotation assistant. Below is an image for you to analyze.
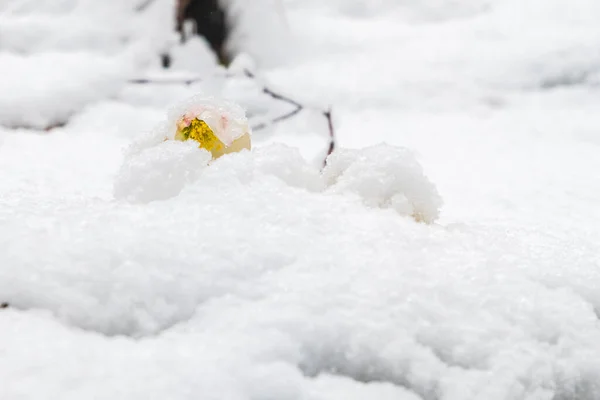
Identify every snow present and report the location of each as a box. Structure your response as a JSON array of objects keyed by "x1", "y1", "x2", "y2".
[
  {"x1": 2, "y1": 0, "x2": 600, "y2": 399},
  {"x1": 223, "y1": 0, "x2": 293, "y2": 67},
  {"x1": 0, "y1": 52, "x2": 129, "y2": 129},
  {"x1": 323, "y1": 145, "x2": 442, "y2": 223}
]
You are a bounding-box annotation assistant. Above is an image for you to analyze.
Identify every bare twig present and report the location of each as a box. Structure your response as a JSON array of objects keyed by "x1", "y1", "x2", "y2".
[
  {"x1": 323, "y1": 108, "x2": 335, "y2": 167},
  {"x1": 243, "y1": 70, "x2": 303, "y2": 110},
  {"x1": 134, "y1": 0, "x2": 157, "y2": 12},
  {"x1": 129, "y1": 70, "x2": 336, "y2": 167},
  {"x1": 44, "y1": 121, "x2": 67, "y2": 132},
  {"x1": 251, "y1": 107, "x2": 302, "y2": 131},
  {"x1": 129, "y1": 77, "x2": 203, "y2": 85},
  {"x1": 243, "y1": 69, "x2": 304, "y2": 131}
]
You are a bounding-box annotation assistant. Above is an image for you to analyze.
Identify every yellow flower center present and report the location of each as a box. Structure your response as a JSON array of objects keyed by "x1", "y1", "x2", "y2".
[
  {"x1": 174, "y1": 117, "x2": 251, "y2": 159},
  {"x1": 175, "y1": 118, "x2": 226, "y2": 156}
]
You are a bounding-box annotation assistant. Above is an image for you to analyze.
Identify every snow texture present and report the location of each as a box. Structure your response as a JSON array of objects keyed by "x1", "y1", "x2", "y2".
[
  {"x1": 2, "y1": 0, "x2": 600, "y2": 399},
  {"x1": 323, "y1": 145, "x2": 442, "y2": 223}
]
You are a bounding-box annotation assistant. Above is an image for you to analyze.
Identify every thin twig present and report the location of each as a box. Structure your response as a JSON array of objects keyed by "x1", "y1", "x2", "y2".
[
  {"x1": 272, "y1": 106, "x2": 303, "y2": 124},
  {"x1": 134, "y1": 0, "x2": 157, "y2": 12},
  {"x1": 251, "y1": 106, "x2": 302, "y2": 131},
  {"x1": 243, "y1": 70, "x2": 303, "y2": 109},
  {"x1": 44, "y1": 121, "x2": 67, "y2": 132},
  {"x1": 323, "y1": 108, "x2": 335, "y2": 167},
  {"x1": 129, "y1": 77, "x2": 203, "y2": 85}
]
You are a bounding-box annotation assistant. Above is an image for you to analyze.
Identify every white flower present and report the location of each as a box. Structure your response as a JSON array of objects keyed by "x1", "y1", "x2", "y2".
[{"x1": 168, "y1": 95, "x2": 251, "y2": 149}]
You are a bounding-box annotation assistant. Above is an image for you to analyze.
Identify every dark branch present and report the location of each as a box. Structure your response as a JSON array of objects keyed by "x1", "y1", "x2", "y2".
[
  {"x1": 0, "y1": 302, "x2": 8, "y2": 309},
  {"x1": 323, "y1": 108, "x2": 335, "y2": 167}
]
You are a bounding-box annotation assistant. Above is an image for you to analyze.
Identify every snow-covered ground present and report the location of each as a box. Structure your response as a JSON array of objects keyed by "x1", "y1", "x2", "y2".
[{"x1": 2, "y1": 0, "x2": 600, "y2": 399}]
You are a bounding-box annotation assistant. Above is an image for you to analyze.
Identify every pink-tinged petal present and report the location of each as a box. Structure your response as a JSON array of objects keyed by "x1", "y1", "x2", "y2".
[
  {"x1": 180, "y1": 114, "x2": 195, "y2": 127},
  {"x1": 190, "y1": 106, "x2": 203, "y2": 117}
]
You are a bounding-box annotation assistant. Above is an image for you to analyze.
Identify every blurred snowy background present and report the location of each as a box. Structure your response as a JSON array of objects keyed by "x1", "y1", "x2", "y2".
[{"x1": 1, "y1": 0, "x2": 600, "y2": 399}]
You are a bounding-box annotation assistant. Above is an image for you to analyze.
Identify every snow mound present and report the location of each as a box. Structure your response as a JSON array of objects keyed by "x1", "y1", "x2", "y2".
[
  {"x1": 116, "y1": 95, "x2": 440, "y2": 219},
  {"x1": 2, "y1": 180, "x2": 600, "y2": 398},
  {"x1": 116, "y1": 118, "x2": 439, "y2": 223},
  {"x1": 115, "y1": 141, "x2": 325, "y2": 203},
  {"x1": 0, "y1": 52, "x2": 128, "y2": 129},
  {"x1": 0, "y1": 0, "x2": 177, "y2": 129},
  {"x1": 114, "y1": 140, "x2": 212, "y2": 203},
  {"x1": 324, "y1": 145, "x2": 442, "y2": 223}
]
